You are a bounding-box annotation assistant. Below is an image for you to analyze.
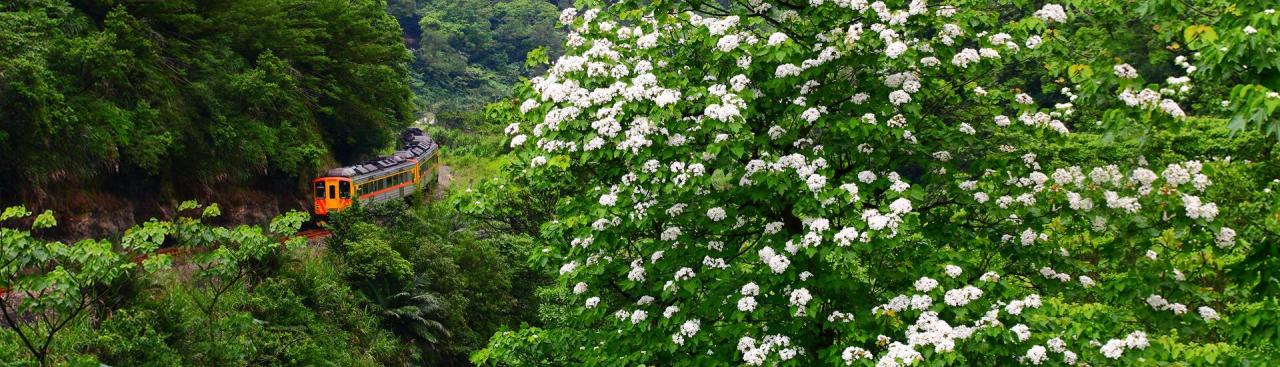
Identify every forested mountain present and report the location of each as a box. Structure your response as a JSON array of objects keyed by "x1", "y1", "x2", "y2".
[
  {"x1": 0, "y1": 0, "x2": 412, "y2": 223},
  {"x1": 387, "y1": 0, "x2": 566, "y2": 112}
]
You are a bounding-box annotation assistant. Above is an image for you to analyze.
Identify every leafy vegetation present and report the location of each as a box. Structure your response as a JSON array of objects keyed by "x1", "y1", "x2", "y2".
[
  {"x1": 7, "y1": 0, "x2": 1280, "y2": 366},
  {"x1": 472, "y1": 0, "x2": 1280, "y2": 365},
  {"x1": 0, "y1": 0, "x2": 412, "y2": 204},
  {"x1": 388, "y1": 0, "x2": 565, "y2": 113},
  {"x1": 1, "y1": 191, "x2": 552, "y2": 366}
]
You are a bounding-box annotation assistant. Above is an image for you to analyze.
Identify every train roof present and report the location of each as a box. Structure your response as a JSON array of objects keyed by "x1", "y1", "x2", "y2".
[{"x1": 323, "y1": 128, "x2": 438, "y2": 179}]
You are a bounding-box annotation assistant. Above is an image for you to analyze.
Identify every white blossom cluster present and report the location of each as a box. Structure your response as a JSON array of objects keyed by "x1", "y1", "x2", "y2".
[{"x1": 502, "y1": 1, "x2": 1254, "y2": 365}]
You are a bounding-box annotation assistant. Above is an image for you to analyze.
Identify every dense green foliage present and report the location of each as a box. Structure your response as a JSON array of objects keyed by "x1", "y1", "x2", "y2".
[
  {"x1": 1, "y1": 190, "x2": 550, "y2": 366},
  {"x1": 471, "y1": 0, "x2": 1280, "y2": 365},
  {"x1": 388, "y1": 0, "x2": 564, "y2": 112},
  {"x1": 326, "y1": 198, "x2": 549, "y2": 366},
  {"x1": 0, "y1": 0, "x2": 412, "y2": 201}
]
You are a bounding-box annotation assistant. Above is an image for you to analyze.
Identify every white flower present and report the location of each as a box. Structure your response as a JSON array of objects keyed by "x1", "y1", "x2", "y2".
[
  {"x1": 974, "y1": 192, "x2": 990, "y2": 203},
  {"x1": 760, "y1": 247, "x2": 791, "y2": 273},
  {"x1": 1020, "y1": 228, "x2": 1038, "y2": 246},
  {"x1": 1101, "y1": 339, "x2": 1126, "y2": 359},
  {"x1": 1016, "y1": 93, "x2": 1035, "y2": 105},
  {"x1": 842, "y1": 346, "x2": 871, "y2": 364},
  {"x1": 585, "y1": 297, "x2": 600, "y2": 308},
  {"x1": 1025, "y1": 345, "x2": 1048, "y2": 365},
  {"x1": 738, "y1": 296, "x2": 758, "y2": 312},
  {"x1": 909, "y1": 295, "x2": 932, "y2": 310},
  {"x1": 889, "y1": 90, "x2": 912, "y2": 105},
  {"x1": 559, "y1": 261, "x2": 578, "y2": 275},
  {"x1": 776, "y1": 64, "x2": 802, "y2": 78},
  {"x1": 630, "y1": 309, "x2": 648, "y2": 324},
  {"x1": 1047, "y1": 338, "x2": 1066, "y2": 353},
  {"x1": 680, "y1": 319, "x2": 701, "y2": 337},
  {"x1": 557, "y1": 8, "x2": 577, "y2": 24},
  {"x1": 885, "y1": 41, "x2": 909, "y2": 58},
  {"x1": 764, "y1": 222, "x2": 785, "y2": 235},
  {"x1": 767, "y1": 32, "x2": 789, "y2": 46},
  {"x1": 717, "y1": 34, "x2": 741, "y2": 52},
  {"x1": 952, "y1": 48, "x2": 980, "y2": 68},
  {"x1": 1025, "y1": 35, "x2": 1042, "y2": 49},
  {"x1": 1243, "y1": 26, "x2": 1258, "y2": 35},
  {"x1": 1159, "y1": 99, "x2": 1186, "y2": 118},
  {"x1": 573, "y1": 282, "x2": 588, "y2": 294},
  {"x1": 943, "y1": 286, "x2": 982, "y2": 306},
  {"x1": 636, "y1": 33, "x2": 658, "y2": 49},
  {"x1": 1147, "y1": 294, "x2": 1169, "y2": 309},
  {"x1": 675, "y1": 267, "x2": 696, "y2": 281},
  {"x1": 789, "y1": 288, "x2": 812, "y2": 307},
  {"x1": 980, "y1": 272, "x2": 1000, "y2": 282},
  {"x1": 510, "y1": 134, "x2": 528, "y2": 147},
  {"x1": 707, "y1": 207, "x2": 727, "y2": 221},
  {"x1": 1216, "y1": 227, "x2": 1236, "y2": 248},
  {"x1": 1006, "y1": 300, "x2": 1026, "y2": 315},
  {"x1": 801, "y1": 107, "x2": 823, "y2": 123},
  {"x1": 1198, "y1": 306, "x2": 1220, "y2": 321},
  {"x1": 914, "y1": 277, "x2": 939, "y2": 292},
  {"x1": 858, "y1": 171, "x2": 877, "y2": 183},
  {"x1": 944, "y1": 265, "x2": 963, "y2": 278},
  {"x1": 1034, "y1": 4, "x2": 1068, "y2": 23},
  {"x1": 661, "y1": 226, "x2": 682, "y2": 241},
  {"x1": 1078, "y1": 275, "x2": 1096, "y2": 287},
  {"x1": 637, "y1": 296, "x2": 654, "y2": 306},
  {"x1": 1113, "y1": 63, "x2": 1139, "y2": 79},
  {"x1": 598, "y1": 193, "x2": 617, "y2": 206},
  {"x1": 994, "y1": 115, "x2": 1011, "y2": 126},
  {"x1": 834, "y1": 227, "x2": 860, "y2": 246},
  {"x1": 1125, "y1": 331, "x2": 1149, "y2": 349},
  {"x1": 1011, "y1": 324, "x2": 1031, "y2": 341}
]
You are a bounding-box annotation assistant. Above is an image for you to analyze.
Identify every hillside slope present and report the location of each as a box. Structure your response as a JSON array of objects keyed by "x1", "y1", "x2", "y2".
[{"x1": 0, "y1": 0, "x2": 413, "y2": 235}]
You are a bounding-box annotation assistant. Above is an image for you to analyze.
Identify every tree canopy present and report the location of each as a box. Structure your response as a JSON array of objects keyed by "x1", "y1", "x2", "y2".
[
  {"x1": 389, "y1": 0, "x2": 565, "y2": 113},
  {"x1": 0, "y1": 0, "x2": 412, "y2": 200},
  {"x1": 476, "y1": 0, "x2": 1280, "y2": 365}
]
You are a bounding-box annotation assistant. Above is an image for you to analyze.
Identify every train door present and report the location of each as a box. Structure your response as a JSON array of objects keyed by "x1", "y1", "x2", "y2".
[{"x1": 313, "y1": 181, "x2": 327, "y2": 215}]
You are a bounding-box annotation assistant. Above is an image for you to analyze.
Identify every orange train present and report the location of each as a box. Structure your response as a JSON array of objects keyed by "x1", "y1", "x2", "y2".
[{"x1": 312, "y1": 128, "x2": 440, "y2": 215}]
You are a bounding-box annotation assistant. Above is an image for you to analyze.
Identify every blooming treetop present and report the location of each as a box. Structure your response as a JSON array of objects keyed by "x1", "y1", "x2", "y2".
[{"x1": 482, "y1": 0, "x2": 1280, "y2": 365}]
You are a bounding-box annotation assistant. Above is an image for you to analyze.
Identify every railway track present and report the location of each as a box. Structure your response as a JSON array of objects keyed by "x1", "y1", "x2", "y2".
[{"x1": 296, "y1": 228, "x2": 331, "y2": 240}]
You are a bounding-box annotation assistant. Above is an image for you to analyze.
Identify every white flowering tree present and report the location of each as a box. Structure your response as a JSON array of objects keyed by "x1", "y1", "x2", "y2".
[{"x1": 476, "y1": 0, "x2": 1280, "y2": 365}]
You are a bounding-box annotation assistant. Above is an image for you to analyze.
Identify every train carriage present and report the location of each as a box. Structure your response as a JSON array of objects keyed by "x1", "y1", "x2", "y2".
[{"x1": 313, "y1": 128, "x2": 439, "y2": 215}]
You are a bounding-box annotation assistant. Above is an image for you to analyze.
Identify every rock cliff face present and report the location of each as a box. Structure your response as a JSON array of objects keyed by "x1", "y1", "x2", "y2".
[{"x1": 8, "y1": 187, "x2": 309, "y2": 241}]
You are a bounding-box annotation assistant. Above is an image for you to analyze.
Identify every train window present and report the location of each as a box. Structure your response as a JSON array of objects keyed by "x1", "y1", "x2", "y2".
[
  {"x1": 339, "y1": 181, "x2": 351, "y2": 199},
  {"x1": 314, "y1": 182, "x2": 325, "y2": 200},
  {"x1": 328, "y1": 185, "x2": 335, "y2": 199}
]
